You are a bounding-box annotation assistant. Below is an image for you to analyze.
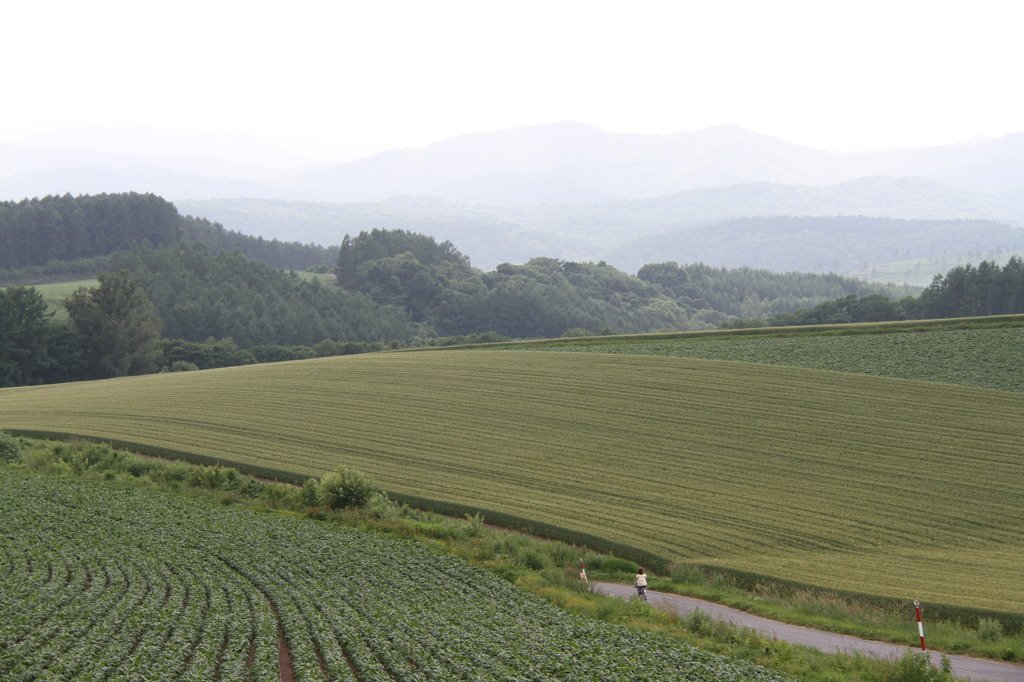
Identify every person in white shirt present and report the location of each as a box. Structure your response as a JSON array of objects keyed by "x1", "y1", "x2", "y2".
[{"x1": 634, "y1": 567, "x2": 648, "y2": 599}]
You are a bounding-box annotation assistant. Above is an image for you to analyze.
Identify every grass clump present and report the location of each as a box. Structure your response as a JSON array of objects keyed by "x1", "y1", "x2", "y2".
[{"x1": 0, "y1": 430, "x2": 23, "y2": 462}]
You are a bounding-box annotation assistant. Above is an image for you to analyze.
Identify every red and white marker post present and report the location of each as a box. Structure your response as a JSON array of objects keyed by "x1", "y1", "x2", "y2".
[{"x1": 914, "y1": 600, "x2": 926, "y2": 651}]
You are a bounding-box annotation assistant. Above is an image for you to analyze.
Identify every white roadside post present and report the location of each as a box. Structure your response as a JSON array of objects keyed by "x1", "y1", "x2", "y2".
[{"x1": 914, "y1": 600, "x2": 926, "y2": 651}]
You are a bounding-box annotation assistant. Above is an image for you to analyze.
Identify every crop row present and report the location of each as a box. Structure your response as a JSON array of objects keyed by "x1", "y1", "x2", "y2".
[
  {"x1": 1, "y1": 350, "x2": 1022, "y2": 613},
  {"x1": 0, "y1": 469, "x2": 792, "y2": 680}
]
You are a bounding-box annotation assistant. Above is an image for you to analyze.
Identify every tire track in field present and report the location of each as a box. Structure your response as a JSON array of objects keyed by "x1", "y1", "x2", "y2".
[{"x1": 214, "y1": 555, "x2": 297, "y2": 682}]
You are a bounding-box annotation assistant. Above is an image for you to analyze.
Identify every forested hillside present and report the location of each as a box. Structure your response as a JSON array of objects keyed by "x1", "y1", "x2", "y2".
[
  {"x1": 111, "y1": 242, "x2": 412, "y2": 347},
  {"x1": 730, "y1": 257, "x2": 1024, "y2": 327},
  {"x1": 0, "y1": 192, "x2": 179, "y2": 267},
  {"x1": 634, "y1": 261, "x2": 913, "y2": 319},
  {"x1": 175, "y1": 178, "x2": 1024, "y2": 277},
  {"x1": 0, "y1": 193, "x2": 335, "y2": 280},
  {"x1": 918, "y1": 258, "x2": 1024, "y2": 318},
  {"x1": 4, "y1": 192, "x2": 1020, "y2": 391},
  {"x1": 622, "y1": 215, "x2": 1023, "y2": 279},
  {"x1": 333, "y1": 229, "x2": 910, "y2": 338}
]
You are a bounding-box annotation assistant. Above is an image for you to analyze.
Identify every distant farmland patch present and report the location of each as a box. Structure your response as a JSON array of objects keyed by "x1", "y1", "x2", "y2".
[
  {"x1": 4, "y1": 278, "x2": 95, "y2": 317},
  {"x1": 526, "y1": 326, "x2": 1024, "y2": 392}
]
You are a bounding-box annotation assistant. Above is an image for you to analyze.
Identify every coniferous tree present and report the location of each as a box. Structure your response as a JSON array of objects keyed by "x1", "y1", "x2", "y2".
[
  {"x1": 65, "y1": 270, "x2": 163, "y2": 378},
  {"x1": 0, "y1": 287, "x2": 79, "y2": 386}
]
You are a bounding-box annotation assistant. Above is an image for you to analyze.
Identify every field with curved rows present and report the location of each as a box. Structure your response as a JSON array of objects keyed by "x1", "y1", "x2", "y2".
[
  {"x1": 1, "y1": 350, "x2": 1022, "y2": 615},
  {"x1": 0, "y1": 469, "x2": 791, "y2": 681}
]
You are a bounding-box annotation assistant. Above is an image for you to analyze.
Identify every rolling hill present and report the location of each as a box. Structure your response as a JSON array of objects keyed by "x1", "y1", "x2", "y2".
[{"x1": 2, "y1": 347, "x2": 1021, "y2": 618}]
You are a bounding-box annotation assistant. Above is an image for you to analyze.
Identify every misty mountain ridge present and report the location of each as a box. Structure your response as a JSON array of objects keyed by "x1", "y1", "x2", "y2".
[
  {"x1": 4, "y1": 122, "x2": 1024, "y2": 205},
  {"x1": 175, "y1": 177, "x2": 1024, "y2": 285},
  {"x1": 7, "y1": 122, "x2": 1024, "y2": 287},
  {"x1": 285, "y1": 122, "x2": 840, "y2": 203}
]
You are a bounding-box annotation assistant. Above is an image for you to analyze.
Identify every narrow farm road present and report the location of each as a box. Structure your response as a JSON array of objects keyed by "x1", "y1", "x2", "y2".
[{"x1": 591, "y1": 582, "x2": 1024, "y2": 682}]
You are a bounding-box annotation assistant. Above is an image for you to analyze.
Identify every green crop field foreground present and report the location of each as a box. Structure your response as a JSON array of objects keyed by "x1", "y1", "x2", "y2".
[
  {"x1": 1, "y1": 469, "x2": 792, "y2": 681},
  {"x1": 2, "y1": 349, "x2": 1022, "y2": 619}
]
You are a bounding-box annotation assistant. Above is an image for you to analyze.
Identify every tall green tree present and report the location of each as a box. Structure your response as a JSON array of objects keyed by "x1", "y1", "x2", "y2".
[
  {"x1": 110, "y1": 242, "x2": 414, "y2": 347},
  {"x1": 65, "y1": 270, "x2": 163, "y2": 378},
  {"x1": 336, "y1": 229, "x2": 482, "y2": 323},
  {"x1": 0, "y1": 193, "x2": 182, "y2": 269},
  {"x1": 916, "y1": 257, "x2": 1024, "y2": 319},
  {"x1": 0, "y1": 287, "x2": 67, "y2": 386}
]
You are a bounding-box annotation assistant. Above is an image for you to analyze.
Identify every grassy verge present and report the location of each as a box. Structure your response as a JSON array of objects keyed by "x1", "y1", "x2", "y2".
[
  {"x1": 628, "y1": 572, "x2": 1022, "y2": 664},
  {"x1": 5, "y1": 434, "x2": 1011, "y2": 680}
]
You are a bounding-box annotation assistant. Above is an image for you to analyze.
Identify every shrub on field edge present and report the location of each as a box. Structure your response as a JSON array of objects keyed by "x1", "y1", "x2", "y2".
[
  {"x1": 587, "y1": 555, "x2": 638, "y2": 574},
  {"x1": 0, "y1": 430, "x2": 22, "y2": 462},
  {"x1": 317, "y1": 465, "x2": 376, "y2": 510},
  {"x1": 519, "y1": 549, "x2": 551, "y2": 571},
  {"x1": 299, "y1": 477, "x2": 320, "y2": 506},
  {"x1": 886, "y1": 650, "x2": 953, "y2": 681},
  {"x1": 978, "y1": 617, "x2": 1003, "y2": 642}
]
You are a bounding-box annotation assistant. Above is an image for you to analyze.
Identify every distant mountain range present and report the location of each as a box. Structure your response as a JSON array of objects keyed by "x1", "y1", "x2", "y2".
[
  {"x1": 4, "y1": 122, "x2": 1024, "y2": 283},
  {"x1": 174, "y1": 176, "x2": 1024, "y2": 281},
  {"x1": 5, "y1": 122, "x2": 1024, "y2": 204}
]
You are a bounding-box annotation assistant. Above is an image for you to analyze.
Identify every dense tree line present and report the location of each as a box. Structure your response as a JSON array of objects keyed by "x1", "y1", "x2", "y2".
[
  {"x1": 0, "y1": 270, "x2": 397, "y2": 388},
  {"x1": 156, "y1": 337, "x2": 384, "y2": 372},
  {"x1": 636, "y1": 261, "x2": 912, "y2": 320},
  {"x1": 110, "y1": 242, "x2": 414, "y2": 348},
  {"x1": 180, "y1": 215, "x2": 337, "y2": 270},
  {"x1": 637, "y1": 216, "x2": 1023, "y2": 276},
  {"x1": 0, "y1": 256, "x2": 112, "y2": 286},
  {"x1": 916, "y1": 257, "x2": 1024, "y2": 318},
  {"x1": 0, "y1": 193, "x2": 180, "y2": 268},
  {"x1": 64, "y1": 270, "x2": 163, "y2": 378},
  {"x1": 6, "y1": 195, "x2": 1024, "y2": 389},
  {"x1": 335, "y1": 229, "x2": 910, "y2": 338},
  {"x1": 731, "y1": 257, "x2": 1024, "y2": 327},
  {"x1": 0, "y1": 193, "x2": 335, "y2": 281},
  {"x1": 0, "y1": 287, "x2": 83, "y2": 386},
  {"x1": 727, "y1": 294, "x2": 916, "y2": 327},
  {"x1": 0, "y1": 271, "x2": 165, "y2": 386},
  {"x1": 336, "y1": 229, "x2": 699, "y2": 337}
]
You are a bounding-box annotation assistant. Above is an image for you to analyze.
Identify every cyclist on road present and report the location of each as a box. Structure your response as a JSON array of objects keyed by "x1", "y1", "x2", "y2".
[{"x1": 634, "y1": 567, "x2": 648, "y2": 600}]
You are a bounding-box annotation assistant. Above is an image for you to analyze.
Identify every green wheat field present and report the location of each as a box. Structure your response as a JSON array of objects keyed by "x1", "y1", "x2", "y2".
[{"x1": 2, "y1": 349, "x2": 1022, "y2": 615}]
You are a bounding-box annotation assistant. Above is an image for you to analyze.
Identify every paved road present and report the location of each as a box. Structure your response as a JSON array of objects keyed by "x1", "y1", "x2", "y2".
[{"x1": 592, "y1": 582, "x2": 1024, "y2": 682}]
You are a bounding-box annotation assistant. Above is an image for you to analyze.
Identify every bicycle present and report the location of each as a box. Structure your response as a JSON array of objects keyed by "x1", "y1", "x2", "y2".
[{"x1": 635, "y1": 584, "x2": 648, "y2": 601}]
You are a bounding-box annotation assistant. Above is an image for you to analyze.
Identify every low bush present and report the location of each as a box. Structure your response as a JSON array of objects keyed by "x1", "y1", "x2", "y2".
[
  {"x1": 186, "y1": 464, "x2": 243, "y2": 491},
  {"x1": 587, "y1": 555, "x2": 637, "y2": 574},
  {"x1": 886, "y1": 650, "x2": 953, "y2": 681},
  {"x1": 670, "y1": 562, "x2": 708, "y2": 584},
  {"x1": 0, "y1": 430, "x2": 22, "y2": 462},
  {"x1": 317, "y1": 465, "x2": 376, "y2": 510},
  {"x1": 978, "y1": 617, "x2": 1004, "y2": 642},
  {"x1": 299, "y1": 477, "x2": 320, "y2": 506},
  {"x1": 519, "y1": 550, "x2": 550, "y2": 571}
]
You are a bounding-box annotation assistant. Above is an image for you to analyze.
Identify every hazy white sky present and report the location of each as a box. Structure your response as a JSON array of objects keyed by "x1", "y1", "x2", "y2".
[{"x1": 2, "y1": 0, "x2": 1021, "y2": 160}]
